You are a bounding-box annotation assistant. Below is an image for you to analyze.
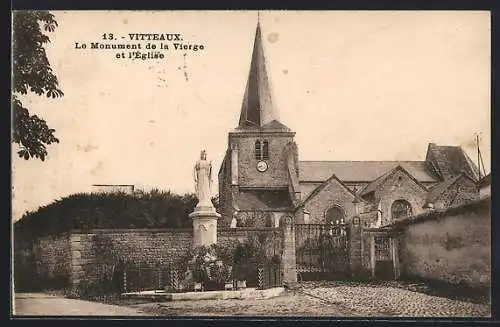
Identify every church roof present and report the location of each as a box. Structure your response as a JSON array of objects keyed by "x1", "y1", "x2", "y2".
[
  {"x1": 360, "y1": 165, "x2": 428, "y2": 196},
  {"x1": 299, "y1": 161, "x2": 439, "y2": 183},
  {"x1": 426, "y1": 143, "x2": 480, "y2": 181},
  {"x1": 301, "y1": 173, "x2": 366, "y2": 205},
  {"x1": 237, "y1": 22, "x2": 288, "y2": 130},
  {"x1": 426, "y1": 172, "x2": 476, "y2": 204},
  {"x1": 234, "y1": 189, "x2": 294, "y2": 211}
]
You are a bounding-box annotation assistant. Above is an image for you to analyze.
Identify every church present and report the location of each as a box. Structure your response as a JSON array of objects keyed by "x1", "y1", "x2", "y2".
[{"x1": 218, "y1": 22, "x2": 481, "y2": 229}]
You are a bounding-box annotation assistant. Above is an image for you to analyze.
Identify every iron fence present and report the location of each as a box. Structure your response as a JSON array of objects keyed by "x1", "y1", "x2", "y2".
[
  {"x1": 122, "y1": 264, "x2": 184, "y2": 293},
  {"x1": 257, "y1": 262, "x2": 282, "y2": 290}
]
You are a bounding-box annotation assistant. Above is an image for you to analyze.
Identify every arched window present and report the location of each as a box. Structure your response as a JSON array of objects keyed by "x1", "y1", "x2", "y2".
[
  {"x1": 325, "y1": 206, "x2": 345, "y2": 224},
  {"x1": 262, "y1": 140, "x2": 269, "y2": 160},
  {"x1": 255, "y1": 140, "x2": 262, "y2": 160},
  {"x1": 391, "y1": 199, "x2": 412, "y2": 219},
  {"x1": 255, "y1": 139, "x2": 269, "y2": 160}
]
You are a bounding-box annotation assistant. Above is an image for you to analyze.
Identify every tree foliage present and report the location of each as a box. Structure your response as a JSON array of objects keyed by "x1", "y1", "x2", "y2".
[
  {"x1": 14, "y1": 189, "x2": 198, "y2": 240},
  {"x1": 12, "y1": 11, "x2": 63, "y2": 161}
]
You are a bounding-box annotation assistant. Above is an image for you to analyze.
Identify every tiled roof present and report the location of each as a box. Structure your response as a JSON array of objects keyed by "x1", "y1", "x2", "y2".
[
  {"x1": 426, "y1": 172, "x2": 477, "y2": 203},
  {"x1": 299, "y1": 161, "x2": 438, "y2": 183},
  {"x1": 426, "y1": 144, "x2": 480, "y2": 181},
  {"x1": 302, "y1": 173, "x2": 363, "y2": 205},
  {"x1": 426, "y1": 175, "x2": 462, "y2": 203},
  {"x1": 234, "y1": 189, "x2": 294, "y2": 211},
  {"x1": 360, "y1": 165, "x2": 428, "y2": 196}
]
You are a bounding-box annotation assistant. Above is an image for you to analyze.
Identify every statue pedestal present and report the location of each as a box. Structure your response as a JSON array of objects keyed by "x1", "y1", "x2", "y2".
[{"x1": 189, "y1": 205, "x2": 221, "y2": 248}]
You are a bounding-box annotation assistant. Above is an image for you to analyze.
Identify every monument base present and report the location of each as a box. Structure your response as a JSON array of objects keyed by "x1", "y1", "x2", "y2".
[{"x1": 189, "y1": 205, "x2": 221, "y2": 248}]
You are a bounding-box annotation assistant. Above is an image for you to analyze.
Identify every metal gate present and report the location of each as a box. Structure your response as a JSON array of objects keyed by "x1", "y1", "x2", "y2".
[
  {"x1": 295, "y1": 223, "x2": 350, "y2": 280},
  {"x1": 374, "y1": 236, "x2": 393, "y2": 280}
]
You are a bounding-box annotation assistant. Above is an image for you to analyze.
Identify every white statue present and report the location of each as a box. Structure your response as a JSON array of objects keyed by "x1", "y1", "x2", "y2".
[
  {"x1": 230, "y1": 212, "x2": 238, "y2": 228},
  {"x1": 194, "y1": 150, "x2": 213, "y2": 207}
]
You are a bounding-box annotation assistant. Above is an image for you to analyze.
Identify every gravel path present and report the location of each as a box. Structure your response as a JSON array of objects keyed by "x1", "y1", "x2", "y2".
[
  {"x1": 14, "y1": 293, "x2": 147, "y2": 316},
  {"x1": 293, "y1": 283, "x2": 490, "y2": 317},
  {"x1": 134, "y1": 282, "x2": 490, "y2": 317}
]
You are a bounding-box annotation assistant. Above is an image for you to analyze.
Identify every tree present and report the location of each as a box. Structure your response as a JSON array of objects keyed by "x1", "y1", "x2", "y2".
[{"x1": 12, "y1": 11, "x2": 63, "y2": 161}]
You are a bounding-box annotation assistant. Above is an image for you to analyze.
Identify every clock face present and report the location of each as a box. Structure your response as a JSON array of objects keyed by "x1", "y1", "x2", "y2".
[{"x1": 256, "y1": 160, "x2": 268, "y2": 172}]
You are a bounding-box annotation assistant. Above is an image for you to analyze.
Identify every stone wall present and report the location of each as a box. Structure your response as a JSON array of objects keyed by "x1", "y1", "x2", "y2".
[
  {"x1": 69, "y1": 229, "x2": 193, "y2": 287},
  {"x1": 69, "y1": 227, "x2": 285, "y2": 288},
  {"x1": 396, "y1": 197, "x2": 491, "y2": 289},
  {"x1": 373, "y1": 168, "x2": 428, "y2": 226},
  {"x1": 301, "y1": 177, "x2": 364, "y2": 224},
  {"x1": 14, "y1": 233, "x2": 71, "y2": 291},
  {"x1": 231, "y1": 134, "x2": 294, "y2": 188}
]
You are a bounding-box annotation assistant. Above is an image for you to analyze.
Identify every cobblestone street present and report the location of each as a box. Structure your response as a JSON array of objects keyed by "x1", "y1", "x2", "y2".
[{"x1": 134, "y1": 282, "x2": 491, "y2": 317}]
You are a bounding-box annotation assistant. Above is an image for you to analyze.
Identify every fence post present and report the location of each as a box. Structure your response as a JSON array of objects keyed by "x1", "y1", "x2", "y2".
[
  {"x1": 281, "y1": 216, "x2": 297, "y2": 284},
  {"x1": 349, "y1": 217, "x2": 363, "y2": 279},
  {"x1": 123, "y1": 269, "x2": 127, "y2": 293},
  {"x1": 257, "y1": 266, "x2": 264, "y2": 290}
]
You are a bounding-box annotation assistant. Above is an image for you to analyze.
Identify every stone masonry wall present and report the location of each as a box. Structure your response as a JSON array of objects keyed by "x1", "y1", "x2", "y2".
[
  {"x1": 36, "y1": 234, "x2": 71, "y2": 281},
  {"x1": 70, "y1": 229, "x2": 193, "y2": 287},
  {"x1": 374, "y1": 168, "x2": 428, "y2": 226},
  {"x1": 69, "y1": 227, "x2": 285, "y2": 287},
  {"x1": 14, "y1": 233, "x2": 71, "y2": 291},
  {"x1": 302, "y1": 178, "x2": 361, "y2": 224},
  {"x1": 397, "y1": 197, "x2": 491, "y2": 289},
  {"x1": 233, "y1": 135, "x2": 294, "y2": 188}
]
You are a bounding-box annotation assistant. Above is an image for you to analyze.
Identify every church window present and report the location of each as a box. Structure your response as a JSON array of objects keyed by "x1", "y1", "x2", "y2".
[
  {"x1": 325, "y1": 206, "x2": 345, "y2": 224},
  {"x1": 255, "y1": 139, "x2": 270, "y2": 160},
  {"x1": 391, "y1": 199, "x2": 412, "y2": 220},
  {"x1": 262, "y1": 140, "x2": 269, "y2": 160},
  {"x1": 255, "y1": 140, "x2": 262, "y2": 160}
]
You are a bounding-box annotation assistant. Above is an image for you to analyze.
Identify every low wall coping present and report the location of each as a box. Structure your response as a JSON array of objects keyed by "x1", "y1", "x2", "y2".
[
  {"x1": 218, "y1": 227, "x2": 281, "y2": 232},
  {"x1": 69, "y1": 227, "x2": 281, "y2": 234},
  {"x1": 389, "y1": 197, "x2": 490, "y2": 230},
  {"x1": 69, "y1": 228, "x2": 193, "y2": 234}
]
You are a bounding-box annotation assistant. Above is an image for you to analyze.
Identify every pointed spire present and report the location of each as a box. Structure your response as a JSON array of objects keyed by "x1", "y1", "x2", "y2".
[{"x1": 238, "y1": 19, "x2": 279, "y2": 128}]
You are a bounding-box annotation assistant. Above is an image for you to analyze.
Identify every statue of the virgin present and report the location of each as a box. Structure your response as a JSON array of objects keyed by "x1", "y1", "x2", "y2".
[{"x1": 194, "y1": 150, "x2": 213, "y2": 207}]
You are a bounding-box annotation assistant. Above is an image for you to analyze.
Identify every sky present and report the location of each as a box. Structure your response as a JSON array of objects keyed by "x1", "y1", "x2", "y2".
[{"x1": 11, "y1": 11, "x2": 491, "y2": 221}]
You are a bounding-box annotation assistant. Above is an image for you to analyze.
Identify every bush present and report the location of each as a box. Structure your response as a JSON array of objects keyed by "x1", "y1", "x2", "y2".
[{"x1": 14, "y1": 189, "x2": 198, "y2": 240}]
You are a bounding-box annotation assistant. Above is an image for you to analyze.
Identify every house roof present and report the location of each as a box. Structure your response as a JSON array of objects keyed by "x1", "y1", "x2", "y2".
[
  {"x1": 299, "y1": 161, "x2": 439, "y2": 183},
  {"x1": 234, "y1": 189, "x2": 294, "y2": 211},
  {"x1": 360, "y1": 165, "x2": 428, "y2": 196}
]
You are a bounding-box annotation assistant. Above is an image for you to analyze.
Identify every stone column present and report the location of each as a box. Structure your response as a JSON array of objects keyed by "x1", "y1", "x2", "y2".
[
  {"x1": 231, "y1": 143, "x2": 238, "y2": 185},
  {"x1": 189, "y1": 204, "x2": 221, "y2": 248},
  {"x1": 281, "y1": 216, "x2": 297, "y2": 283},
  {"x1": 349, "y1": 217, "x2": 363, "y2": 278},
  {"x1": 370, "y1": 235, "x2": 376, "y2": 278},
  {"x1": 392, "y1": 236, "x2": 401, "y2": 279},
  {"x1": 69, "y1": 233, "x2": 84, "y2": 289}
]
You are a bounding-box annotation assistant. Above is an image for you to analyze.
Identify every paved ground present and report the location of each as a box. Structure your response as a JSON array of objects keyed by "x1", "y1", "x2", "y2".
[
  {"x1": 133, "y1": 282, "x2": 491, "y2": 317},
  {"x1": 13, "y1": 281, "x2": 491, "y2": 317},
  {"x1": 13, "y1": 293, "x2": 147, "y2": 316}
]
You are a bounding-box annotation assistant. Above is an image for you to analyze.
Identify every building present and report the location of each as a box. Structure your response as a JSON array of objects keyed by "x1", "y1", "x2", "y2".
[
  {"x1": 91, "y1": 184, "x2": 135, "y2": 195},
  {"x1": 218, "y1": 22, "x2": 481, "y2": 229}
]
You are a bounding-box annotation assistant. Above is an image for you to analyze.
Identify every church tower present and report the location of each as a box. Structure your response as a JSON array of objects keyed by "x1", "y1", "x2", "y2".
[{"x1": 218, "y1": 21, "x2": 301, "y2": 227}]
